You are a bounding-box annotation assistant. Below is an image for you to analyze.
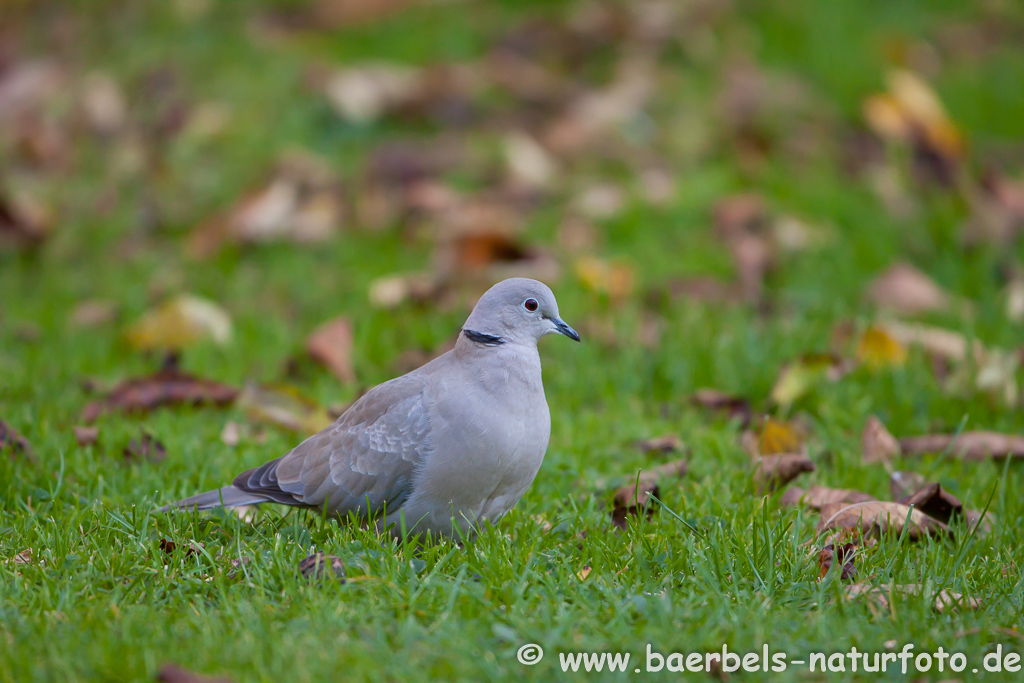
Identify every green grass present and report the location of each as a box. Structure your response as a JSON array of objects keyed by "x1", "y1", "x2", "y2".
[{"x1": 2, "y1": 0, "x2": 1024, "y2": 681}]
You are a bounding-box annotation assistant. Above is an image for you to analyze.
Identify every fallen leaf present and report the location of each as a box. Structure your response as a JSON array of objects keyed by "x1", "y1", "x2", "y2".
[
  {"x1": 877, "y1": 320, "x2": 967, "y2": 361},
  {"x1": 236, "y1": 382, "x2": 333, "y2": 434},
  {"x1": 818, "y1": 542, "x2": 857, "y2": 581},
  {"x1": 758, "y1": 418, "x2": 806, "y2": 456},
  {"x1": 0, "y1": 185, "x2": 53, "y2": 247},
  {"x1": 770, "y1": 353, "x2": 850, "y2": 405},
  {"x1": 573, "y1": 183, "x2": 624, "y2": 220},
  {"x1": 845, "y1": 584, "x2": 980, "y2": 612},
  {"x1": 867, "y1": 263, "x2": 949, "y2": 315},
  {"x1": 711, "y1": 193, "x2": 774, "y2": 303},
  {"x1": 950, "y1": 343, "x2": 1020, "y2": 407},
  {"x1": 69, "y1": 300, "x2": 118, "y2": 328},
  {"x1": 188, "y1": 152, "x2": 344, "y2": 257},
  {"x1": 753, "y1": 454, "x2": 814, "y2": 493},
  {"x1": 575, "y1": 257, "x2": 635, "y2": 302},
  {"x1": 81, "y1": 358, "x2": 238, "y2": 422},
  {"x1": 124, "y1": 432, "x2": 167, "y2": 464},
  {"x1": 863, "y1": 69, "x2": 965, "y2": 184},
  {"x1": 897, "y1": 482, "x2": 962, "y2": 525},
  {"x1": 368, "y1": 272, "x2": 441, "y2": 309},
  {"x1": 159, "y1": 538, "x2": 202, "y2": 558},
  {"x1": 688, "y1": 388, "x2": 752, "y2": 426},
  {"x1": 1005, "y1": 269, "x2": 1024, "y2": 322},
  {"x1": 635, "y1": 434, "x2": 683, "y2": 455},
  {"x1": 220, "y1": 421, "x2": 240, "y2": 447},
  {"x1": 80, "y1": 71, "x2": 126, "y2": 135},
  {"x1": 309, "y1": 0, "x2": 413, "y2": 30},
  {"x1": 9, "y1": 548, "x2": 33, "y2": 565},
  {"x1": 0, "y1": 60, "x2": 64, "y2": 121},
  {"x1": 856, "y1": 326, "x2": 907, "y2": 368},
  {"x1": 324, "y1": 62, "x2": 420, "y2": 124},
  {"x1": 306, "y1": 316, "x2": 355, "y2": 384},
  {"x1": 610, "y1": 461, "x2": 687, "y2": 530},
  {"x1": 156, "y1": 664, "x2": 234, "y2": 683},
  {"x1": 862, "y1": 416, "x2": 901, "y2": 464},
  {"x1": 126, "y1": 295, "x2": 232, "y2": 351},
  {"x1": 817, "y1": 501, "x2": 950, "y2": 541},
  {"x1": 299, "y1": 553, "x2": 346, "y2": 582},
  {"x1": 73, "y1": 426, "x2": 98, "y2": 446},
  {"x1": 899, "y1": 431, "x2": 1024, "y2": 460},
  {"x1": 0, "y1": 420, "x2": 33, "y2": 459},
  {"x1": 781, "y1": 485, "x2": 875, "y2": 511},
  {"x1": 503, "y1": 131, "x2": 558, "y2": 189}
]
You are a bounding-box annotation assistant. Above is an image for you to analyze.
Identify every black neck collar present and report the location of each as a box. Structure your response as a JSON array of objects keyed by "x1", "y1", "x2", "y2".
[{"x1": 462, "y1": 328, "x2": 505, "y2": 346}]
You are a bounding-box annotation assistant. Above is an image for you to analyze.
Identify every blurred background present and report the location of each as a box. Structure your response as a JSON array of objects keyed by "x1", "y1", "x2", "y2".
[
  {"x1": 4, "y1": 2, "x2": 1024, "y2": 680},
  {"x1": 2, "y1": 0, "x2": 1024, "y2": 484}
]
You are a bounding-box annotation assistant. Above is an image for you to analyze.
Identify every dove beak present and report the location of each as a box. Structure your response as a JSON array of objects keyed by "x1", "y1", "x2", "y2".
[{"x1": 550, "y1": 317, "x2": 581, "y2": 342}]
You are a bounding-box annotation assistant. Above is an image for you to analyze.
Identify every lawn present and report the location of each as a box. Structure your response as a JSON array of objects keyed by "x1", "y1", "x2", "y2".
[{"x1": 2, "y1": 0, "x2": 1024, "y2": 681}]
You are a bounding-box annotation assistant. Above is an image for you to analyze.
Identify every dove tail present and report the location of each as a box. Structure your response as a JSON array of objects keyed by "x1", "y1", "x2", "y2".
[{"x1": 158, "y1": 485, "x2": 266, "y2": 513}]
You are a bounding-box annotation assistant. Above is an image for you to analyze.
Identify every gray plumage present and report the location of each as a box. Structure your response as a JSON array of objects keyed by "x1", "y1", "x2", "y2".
[{"x1": 159, "y1": 278, "x2": 579, "y2": 540}]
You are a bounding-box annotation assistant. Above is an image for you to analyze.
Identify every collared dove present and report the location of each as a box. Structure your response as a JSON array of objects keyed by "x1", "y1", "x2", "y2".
[{"x1": 160, "y1": 278, "x2": 579, "y2": 540}]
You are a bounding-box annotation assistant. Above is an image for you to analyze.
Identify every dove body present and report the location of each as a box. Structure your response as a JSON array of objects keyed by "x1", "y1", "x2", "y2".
[{"x1": 161, "y1": 278, "x2": 578, "y2": 540}]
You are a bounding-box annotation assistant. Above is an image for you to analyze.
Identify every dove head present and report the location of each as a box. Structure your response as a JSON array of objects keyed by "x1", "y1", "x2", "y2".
[{"x1": 461, "y1": 278, "x2": 580, "y2": 348}]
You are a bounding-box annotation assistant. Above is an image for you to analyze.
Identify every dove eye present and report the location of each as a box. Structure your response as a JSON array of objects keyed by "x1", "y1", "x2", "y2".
[{"x1": 524, "y1": 298, "x2": 539, "y2": 312}]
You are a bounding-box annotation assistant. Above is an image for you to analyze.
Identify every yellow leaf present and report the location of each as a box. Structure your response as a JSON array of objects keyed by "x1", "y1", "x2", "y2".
[
  {"x1": 575, "y1": 257, "x2": 635, "y2": 301},
  {"x1": 856, "y1": 326, "x2": 907, "y2": 368},
  {"x1": 126, "y1": 295, "x2": 232, "y2": 351},
  {"x1": 759, "y1": 418, "x2": 804, "y2": 456}
]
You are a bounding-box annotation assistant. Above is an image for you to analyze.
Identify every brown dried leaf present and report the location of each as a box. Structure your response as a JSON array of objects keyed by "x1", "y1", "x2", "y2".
[
  {"x1": 867, "y1": 263, "x2": 949, "y2": 315},
  {"x1": 688, "y1": 389, "x2": 752, "y2": 426},
  {"x1": 324, "y1": 63, "x2": 419, "y2": 124},
  {"x1": 189, "y1": 153, "x2": 344, "y2": 257},
  {"x1": 236, "y1": 383, "x2": 333, "y2": 435},
  {"x1": 899, "y1": 431, "x2": 1024, "y2": 461},
  {"x1": 635, "y1": 434, "x2": 683, "y2": 455},
  {"x1": 877, "y1": 320, "x2": 967, "y2": 361},
  {"x1": 81, "y1": 360, "x2": 238, "y2": 422},
  {"x1": 73, "y1": 426, "x2": 98, "y2": 446},
  {"x1": 610, "y1": 461, "x2": 687, "y2": 530},
  {"x1": 781, "y1": 485, "x2": 875, "y2": 511},
  {"x1": 298, "y1": 552, "x2": 346, "y2": 582},
  {"x1": 306, "y1": 316, "x2": 355, "y2": 384},
  {"x1": 753, "y1": 454, "x2": 814, "y2": 493},
  {"x1": 124, "y1": 432, "x2": 167, "y2": 464},
  {"x1": 0, "y1": 420, "x2": 33, "y2": 459},
  {"x1": 844, "y1": 584, "x2": 981, "y2": 613},
  {"x1": 9, "y1": 548, "x2": 33, "y2": 566},
  {"x1": 817, "y1": 501, "x2": 950, "y2": 541},
  {"x1": 503, "y1": 131, "x2": 557, "y2": 189},
  {"x1": 70, "y1": 300, "x2": 118, "y2": 328},
  {"x1": 126, "y1": 295, "x2": 232, "y2": 351},
  {"x1": 159, "y1": 538, "x2": 203, "y2": 559},
  {"x1": 897, "y1": 482, "x2": 962, "y2": 525},
  {"x1": 818, "y1": 542, "x2": 857, "y2": 581},
  {"x1": 862, "y1": 416, "x2": 901, "y2": 464},
  {"x1": 0, "y1": 185, "x2": 53, "y2": 247},
  {"x1": 156, "y1": 664, "x2": 234, "y2": 683}
]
